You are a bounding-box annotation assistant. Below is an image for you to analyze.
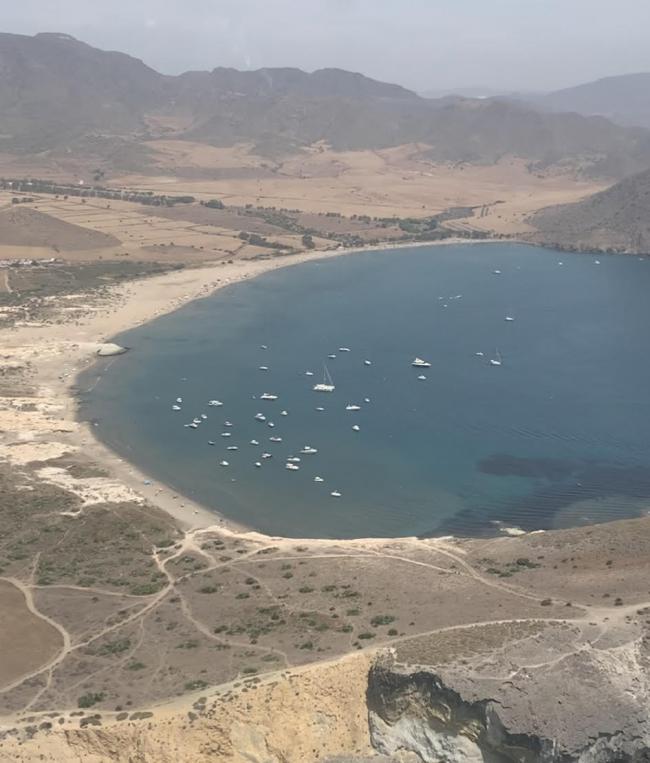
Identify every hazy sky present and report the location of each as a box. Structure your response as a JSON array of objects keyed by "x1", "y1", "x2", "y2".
[{"x1": 4, "y1": 0, "x2": 650, "y2": 92}]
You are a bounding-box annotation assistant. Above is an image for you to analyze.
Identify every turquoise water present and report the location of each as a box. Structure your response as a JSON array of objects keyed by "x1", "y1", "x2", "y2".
[{"x1": 78, "y1": 243, "x2": 650, "y2": 539}]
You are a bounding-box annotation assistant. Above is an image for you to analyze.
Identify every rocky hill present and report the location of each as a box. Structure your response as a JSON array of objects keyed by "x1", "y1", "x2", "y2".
[
  {"x1": 2, "y1": 32, "x2": 650, "y2": 176},
  {"x1": 529, "y1": 168, "x2": 650, "y2": 252}
]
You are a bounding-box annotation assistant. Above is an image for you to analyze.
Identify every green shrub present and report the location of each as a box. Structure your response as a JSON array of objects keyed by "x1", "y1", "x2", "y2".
[
  {"x1": 370, "y1": 614, "x2": 395, "y2": 627},
  {"x1": 78, "y1": 692, "x2": 105, "y2": 709}
]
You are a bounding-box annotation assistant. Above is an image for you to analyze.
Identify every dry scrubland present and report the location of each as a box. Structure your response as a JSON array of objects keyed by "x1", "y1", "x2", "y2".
[{"x1": 0, "y1": 143, "x2": 635, "y2": 761}]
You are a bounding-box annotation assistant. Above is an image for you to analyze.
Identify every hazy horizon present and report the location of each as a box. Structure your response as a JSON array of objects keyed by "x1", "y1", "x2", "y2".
[{"x1": 3, "y1": 0, "x2": 650, "y2": 93}]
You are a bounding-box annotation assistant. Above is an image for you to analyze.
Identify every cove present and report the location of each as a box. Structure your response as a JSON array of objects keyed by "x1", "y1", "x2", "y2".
[{"x1": 78, "y1": 243, "x2": 650, "y2": 539}]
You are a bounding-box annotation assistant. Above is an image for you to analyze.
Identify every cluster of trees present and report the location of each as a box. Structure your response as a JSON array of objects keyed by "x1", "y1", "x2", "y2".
[
  {"x1": 201, "y1": 199, "x2": 225, "y2": 209},
  {"x1": 0, "y1": 178, "x2": 195, "y2": 207},
  {"x1": 238, "y1": 231, "x2": 286, "y2": 250}
]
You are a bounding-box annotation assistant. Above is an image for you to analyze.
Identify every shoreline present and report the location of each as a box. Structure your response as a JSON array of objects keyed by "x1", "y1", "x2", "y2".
[{"x1": 69, "y1": 235, "x2": 503, "y2": 536}]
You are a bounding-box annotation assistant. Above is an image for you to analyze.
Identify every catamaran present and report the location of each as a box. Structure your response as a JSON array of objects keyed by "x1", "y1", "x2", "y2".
[{"x1": 313, "y1": 365, "x2": 335, "y2": 392}]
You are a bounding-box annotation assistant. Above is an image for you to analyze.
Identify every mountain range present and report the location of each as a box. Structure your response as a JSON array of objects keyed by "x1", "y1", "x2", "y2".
[{"x1": 2, "y1": 32, "x2": 650, "y2": 178}]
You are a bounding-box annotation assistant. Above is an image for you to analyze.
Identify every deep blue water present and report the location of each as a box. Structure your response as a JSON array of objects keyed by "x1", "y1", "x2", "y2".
[{"x1": 78, "y1": 243, "x2": 650, "y2": 539}]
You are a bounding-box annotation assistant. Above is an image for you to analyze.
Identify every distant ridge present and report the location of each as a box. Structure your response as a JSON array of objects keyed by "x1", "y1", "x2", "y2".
[
  {"x1": 1, "y1": 32, "x2": 650, "y2": 177},
  {"x1": 532, "y1": 73, "x2": 650, "y2": 130}
]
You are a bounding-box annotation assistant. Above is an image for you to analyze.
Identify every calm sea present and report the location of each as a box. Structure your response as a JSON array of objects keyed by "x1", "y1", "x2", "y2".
[{"x1": 78, "y1": 243, "x2": 650, "y2": 538}]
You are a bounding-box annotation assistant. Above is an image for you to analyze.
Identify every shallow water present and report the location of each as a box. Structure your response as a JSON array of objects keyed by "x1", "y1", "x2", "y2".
[{"x1": 79, "y1": 243, "x2": 650, "y2": 538}]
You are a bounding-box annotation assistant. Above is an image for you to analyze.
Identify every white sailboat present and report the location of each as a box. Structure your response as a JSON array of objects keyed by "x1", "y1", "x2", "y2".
[
  {"x1": 285, "y1": 463, "x2": 300, "y2": 471},
  {"x1": 208, "y1": 399, "x2": 223, "y2": 407},
  {"x1": 345, "y1": 404, "x2": 361, "y2": 411},
  {"x1": 300, "y1": 446, "x2": 318, "y2": 455},
  {"x1": 412, "y1": 357, "x2": 431, "y2": 368},
  {"x1": 489, "y1": 350, "x2": 503, "y2": 367},
  {"x1": 260, "y1": 393, "x2": 278, "y2": 400},
  {"x1": 172, "y1": 405, "x2": 181, "y2": 411},
  {"x1": 313, "y1": 364, "x2": 335, "y2": 392},
  {"x1": 330, "y1": 490, "x2": 342, "y2": 498}
]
